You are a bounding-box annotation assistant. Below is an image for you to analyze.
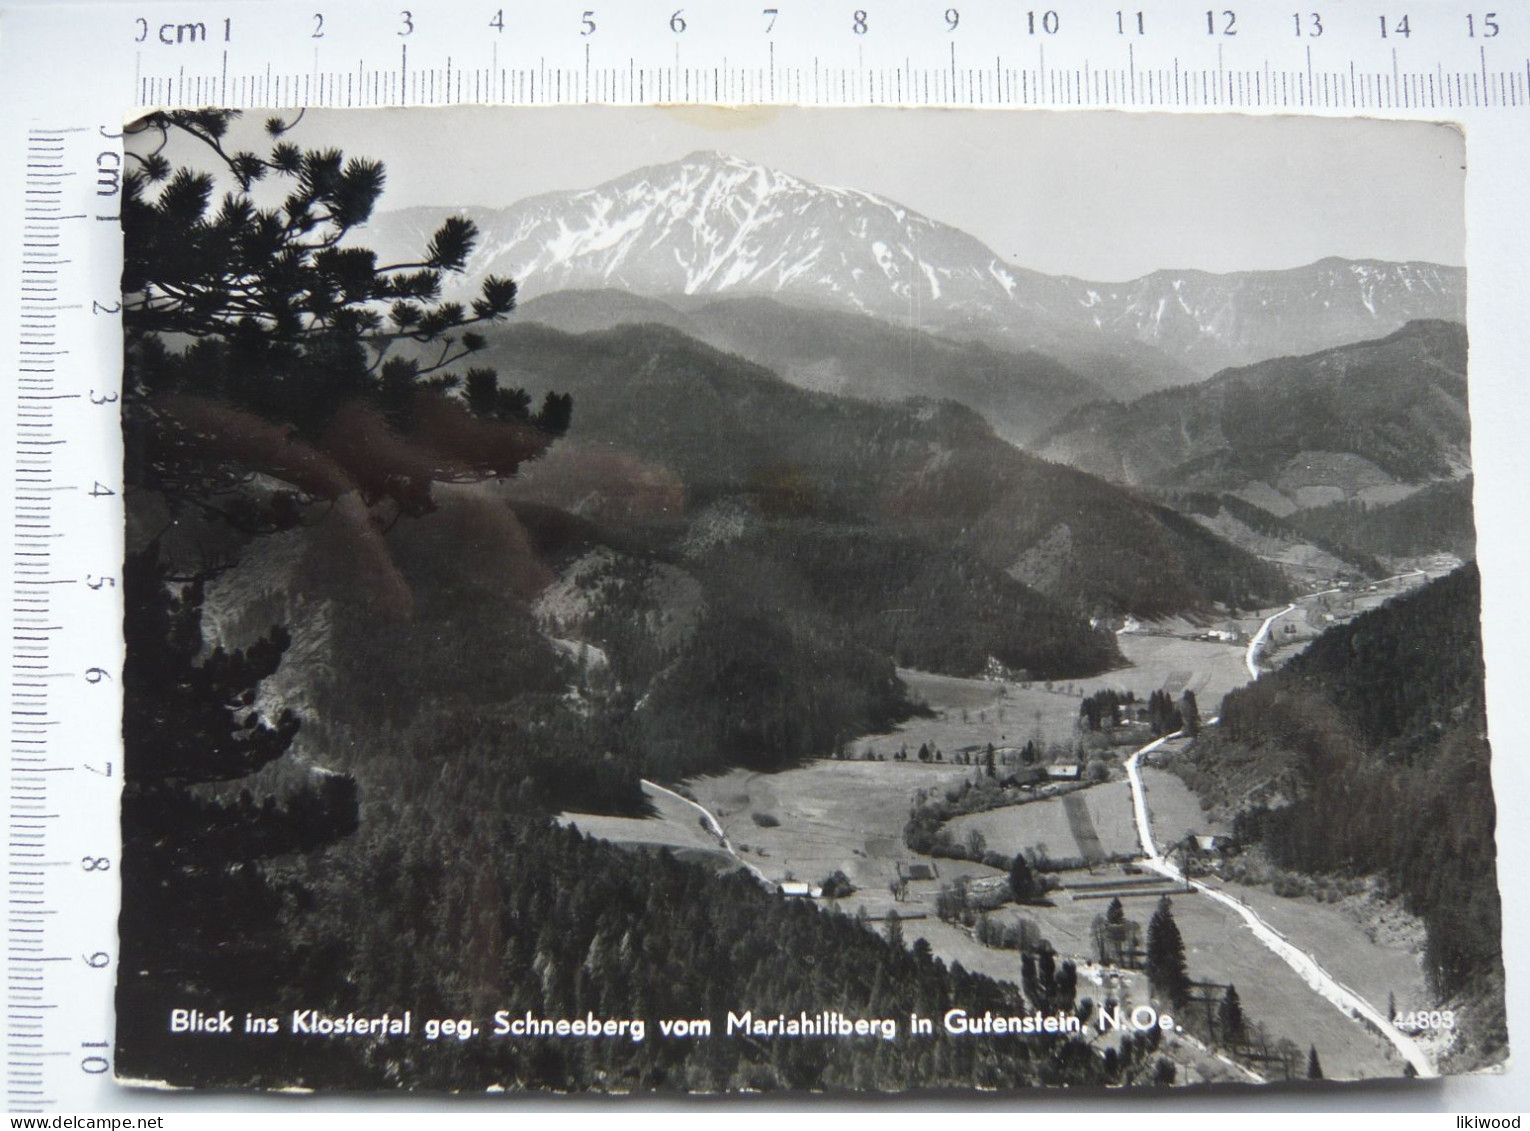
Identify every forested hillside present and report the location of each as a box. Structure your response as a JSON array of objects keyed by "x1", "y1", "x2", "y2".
[
  {"x1": 1285, "y1": 478, "x2": 1477, "y2": 561},
  {"x1": 1173, "y1": 567, "x2": 1504, "y2": 1061},
  {"x1": 280, "y1": 817, "x2": 1110, "y2": 1092},
  {"x1": 1038, "y1": 320, "x2": 1470, "y2": 510},
  {"x1": 479, "y1": 321, "x2": 1290, "y2": 619},
  {"x1": 1164, "y1": 490, "x2": 1386, "y2": 576},
  {"x1": 517, "y1": 290, "x2": 1111, "y2": 445}
]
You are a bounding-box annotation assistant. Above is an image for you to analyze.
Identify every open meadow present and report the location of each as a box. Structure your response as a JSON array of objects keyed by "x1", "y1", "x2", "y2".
[
  {"x1": 930, "y1": 636, "x2": 1243, "y2": 745},
  {"x1": 1206, "y1": 877, "x2": 1431, "y2": 1025},
  {"x1": 563, "y1": 636, "x2": 1410, "y2": 1083},
  {"x1": 1154, "y1": 886, "x2": 1403, "y2": 1080},
  {"x1": 1138, "y1": 765, "x2": 1231, "y2": 849},
  {"x1": 558, "y1": 780, "x2": 735, "y2": 869},
  {"x1": 943, "y1": 782, "x2": 1141, "y2": 863},
  {"x1": 688, "y1": 759, "x2": 1006, "y2": 901}
]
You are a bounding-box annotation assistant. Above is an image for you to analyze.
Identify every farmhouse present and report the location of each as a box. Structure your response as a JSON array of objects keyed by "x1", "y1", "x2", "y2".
[
  {"x1": 778, "y1": 880, "x2": 823, "y2": 898},
  {"x1": 1045, "y1": 763, "x2": 1082, "y2": 781},
  {"x1": 1190, "y1": 833, "x2": 1236, "y2": 857},
  {"x1": 1178, "y1": 833, "x2": 1238, "y2": 873},
  {"x1": 1004, "y1": 766, "x2": 1048, "y2": 791},
  {"x1": 965, "y1": 876, "x2": 1012, "y2": 908}
]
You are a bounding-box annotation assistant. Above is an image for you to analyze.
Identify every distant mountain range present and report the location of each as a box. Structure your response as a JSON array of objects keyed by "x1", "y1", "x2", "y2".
[
  {"x1": 510, "y1": 290, "x2": 1110, "y2": 446},
  {"x1": 364, "y1": 151, "x2": 1465, "y2": 396},
  {"x1": 1037, "y1": 320, "x2": 1470, "y2": 513},
  {"x1": 363, "y1": 152, "x2": 1472, "y2": 580}
]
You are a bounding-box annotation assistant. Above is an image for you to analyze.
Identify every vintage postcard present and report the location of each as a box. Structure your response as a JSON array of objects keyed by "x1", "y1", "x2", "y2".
[{"x1": 117, "y1": 106, "x2": 1502, "y2": 1092}]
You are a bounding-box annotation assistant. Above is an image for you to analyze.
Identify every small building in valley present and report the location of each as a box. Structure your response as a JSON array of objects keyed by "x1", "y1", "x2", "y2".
[
  {"x1": 1191, "y1": 833, "x2": 1236, "y2": 857},
  {"x1": 778, "y1": 880, "x2": 822, "y2": 898}
]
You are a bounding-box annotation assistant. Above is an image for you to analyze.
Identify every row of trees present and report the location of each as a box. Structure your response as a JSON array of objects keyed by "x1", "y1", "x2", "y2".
[{"x1": 1080, "y1": 687, "x2": 1198, "y2": 737}]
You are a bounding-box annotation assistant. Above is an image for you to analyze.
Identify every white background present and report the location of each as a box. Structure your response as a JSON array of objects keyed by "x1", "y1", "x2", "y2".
[{"x1": 0, "y1": 0, "x2": 1525, "y2": 1114}]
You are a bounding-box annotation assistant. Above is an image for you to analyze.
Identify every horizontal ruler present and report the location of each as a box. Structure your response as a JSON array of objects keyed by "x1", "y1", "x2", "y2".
[{"x1": 44, "y1": 0, "x2": 1530, "y2": 111}]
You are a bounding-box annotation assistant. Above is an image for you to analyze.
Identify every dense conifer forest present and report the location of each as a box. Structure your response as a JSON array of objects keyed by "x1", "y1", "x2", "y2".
[
  {"x1": 1284, "y1": 478, "x2": 1477, "y2": 561},
  {"x1": 1174, "y1": 566, "x2": 1505, "y2": 1059}
]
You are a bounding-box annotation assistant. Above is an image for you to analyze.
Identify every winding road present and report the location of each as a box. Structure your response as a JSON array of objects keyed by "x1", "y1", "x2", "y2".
[
  {"x1": 641, "y1": 778, "x2": 775, "y2": 888},
  {"x1": 1243, "y1": 604, "x2": 1297, "y2": 680},
  {"x1": 1244, "y1": 571, "x2": 1429, "y2": 680},
  {"x1": 1123, "y1": 736, "x2": 1435, "y2": 1078}
]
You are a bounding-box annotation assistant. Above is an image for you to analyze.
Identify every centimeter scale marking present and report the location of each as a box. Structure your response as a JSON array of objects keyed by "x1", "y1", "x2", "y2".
[
  {"x1": 8, "y1": 126, "x2": 71, "y2": 1115},
  {"x1": 6, "y1": 123, "x2": 122, "y2": 1114},
  {"x1": 138, "y1": 42, "x2": 1530, "y2": 112},
  {"x1": 8, "y1": 126, "x2": 76, "y2": 1116},
  {"x1": 139, "y1": 44, "x2": 1530, "y2": 113},
  {"x1": 4, "y1": 0, "x2": 1528, "y2": 1115},
  {"x1": 117, "y1": 1, "x2": 1530, "y2": 114}
]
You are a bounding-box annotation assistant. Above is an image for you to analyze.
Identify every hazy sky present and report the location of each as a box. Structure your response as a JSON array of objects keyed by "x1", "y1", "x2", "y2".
[{"x1": 201, "y1": 107, "x2": 1465, "y2": 282}]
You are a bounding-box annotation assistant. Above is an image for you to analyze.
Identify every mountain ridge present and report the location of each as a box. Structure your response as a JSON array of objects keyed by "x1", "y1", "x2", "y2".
[
  {"x1": 1036, "y1": 318, "x2": 1470, "y2": 512},
  {"x1": 362, "y1": 151, "x2": 1465, "y2": 394},
  {"x1": 465, "y1": 319, "x2": 1292, "y2": 619},
  {"x1": 512, "y1": 289, "x2": 1111, "y2": 445}
]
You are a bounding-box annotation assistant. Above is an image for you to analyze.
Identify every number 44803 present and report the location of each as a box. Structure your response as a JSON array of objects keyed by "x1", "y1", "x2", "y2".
[{"x1": 1393, "y1": 1009, "x2": 1456, "y2": 1030}]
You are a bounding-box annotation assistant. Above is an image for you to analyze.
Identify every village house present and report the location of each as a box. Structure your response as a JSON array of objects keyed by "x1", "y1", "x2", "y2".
[{"x1": 778, "y1": 880, "x2": 823, "y2": 899}]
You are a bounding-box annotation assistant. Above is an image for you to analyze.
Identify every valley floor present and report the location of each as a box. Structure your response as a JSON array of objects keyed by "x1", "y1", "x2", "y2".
[{"x1": 561, "y1": 599, "x2": 1436, "y2": 1083}]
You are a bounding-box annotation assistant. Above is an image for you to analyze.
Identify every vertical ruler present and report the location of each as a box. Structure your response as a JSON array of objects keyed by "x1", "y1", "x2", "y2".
[{"x1": 4, "y1": 122, "x2": 124, "y2": 1114}]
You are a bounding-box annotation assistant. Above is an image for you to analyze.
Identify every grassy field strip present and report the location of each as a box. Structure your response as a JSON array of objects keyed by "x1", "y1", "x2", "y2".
[
  {"x1": 641, "y1": 778, "x2": 775, "y2": 888},
  {"x1": 944, "y1": 782, "x2": 1140, "y2": 863},
  {"x1": 1125, "y1": 732, "x2": 1180, "y2": 858},
  {"x1": 1061, "y1": 793, "x2": 1105, "y2": 864},
  {"x1": 1124, "y1": 739, "x2": 1435, "y2": 1078},
  {"x1": 1135, "y1": 767, "x2": 1230, "y2": 846},
  {"x1": 1205, "y1": 877, "x2": 1430, "y2": 1017},
  {"x1": 559, "y1": 781, "x2": 730, "y2": 856}
]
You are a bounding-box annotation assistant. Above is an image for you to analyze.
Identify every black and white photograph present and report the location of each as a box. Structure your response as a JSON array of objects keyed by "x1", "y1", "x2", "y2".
[{"x1": 116, "y1": 106, "x2": 1505, "y2": 1093}]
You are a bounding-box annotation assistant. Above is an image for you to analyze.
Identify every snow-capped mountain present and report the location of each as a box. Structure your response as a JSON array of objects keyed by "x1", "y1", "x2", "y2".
[
  {"x1": 371, "y1": 150, "x2": 1048, "y2": 324},
  {"x1": 1058, "y1": 258, "x2": 1465, "y2": 377},
  {"x1": 363, "y1": 151, "x2": 1465, "y2": 390}
]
